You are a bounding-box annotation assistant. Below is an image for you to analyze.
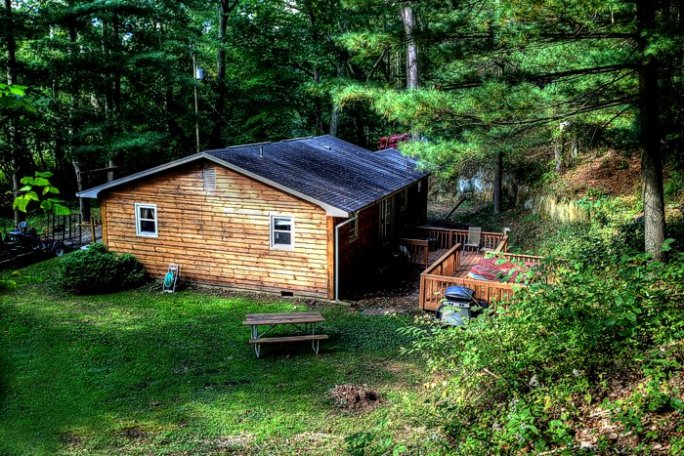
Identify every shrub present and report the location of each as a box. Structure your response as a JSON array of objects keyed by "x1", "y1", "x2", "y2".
[
  {"x1": 401, "y1": 241, "x2": 684, "y2": 454},
  {"x1": 60, "y1": 243, "x2": 146, "y2": 293},
  {"x1": 618, "y1": 215, "x2": 684, "y2": 253}
]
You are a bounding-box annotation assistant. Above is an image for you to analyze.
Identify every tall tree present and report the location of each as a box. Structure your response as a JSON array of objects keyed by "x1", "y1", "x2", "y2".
[
  {"x1": 4, "y1": 0, "x2": 25, "y2": 224},
  {"x1": 209, "y1": 0, "x2": 239, "y2": 148},
  {"x1": 636, "y1": 0, "x2": 666, "y2": 261},
  {"x1": 401, "y1": 2, "x2": 418, "y2": 89},
  {"x1": 340, "y1": 0, "x2": 679, "y2": 257}
]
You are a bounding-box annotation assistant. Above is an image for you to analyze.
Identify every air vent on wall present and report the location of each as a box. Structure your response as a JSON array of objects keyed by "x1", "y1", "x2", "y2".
[{"x1": 203, "y1": 168, "x2": 216, "y2": 192}]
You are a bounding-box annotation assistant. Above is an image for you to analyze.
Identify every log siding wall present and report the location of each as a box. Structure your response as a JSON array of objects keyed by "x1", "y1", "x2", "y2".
[
  {"x1": 335, "y1": 177, "x2": 428, "y2": 298},
  {"x1": 101, "y1": 162, "x2": 330, "y2": 297}
]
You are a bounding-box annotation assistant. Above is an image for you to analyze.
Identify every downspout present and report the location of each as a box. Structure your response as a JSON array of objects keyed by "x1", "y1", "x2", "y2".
[{"x1": 334, "y1": 217, "x2": 355, "y2": 302}]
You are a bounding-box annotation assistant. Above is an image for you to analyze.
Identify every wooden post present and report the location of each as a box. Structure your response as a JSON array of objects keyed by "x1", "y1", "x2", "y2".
[
  {"x1": 326, "y1": 217, "x2": 335, "y2": 299},
  {"x1": 419, "y1": 273, "x2": 425, "y2": 310}
]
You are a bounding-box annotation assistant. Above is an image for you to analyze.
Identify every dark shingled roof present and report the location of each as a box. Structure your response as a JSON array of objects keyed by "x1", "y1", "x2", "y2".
[
  {"x1": 204, "y1": 135, "x2": 428, "y2": 213},
  {"x1": 77, "y1": 135, "x2": 429, "y2": 216}
]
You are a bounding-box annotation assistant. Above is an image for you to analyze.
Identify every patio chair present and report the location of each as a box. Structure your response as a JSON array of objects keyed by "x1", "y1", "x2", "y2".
[{"x1": 462, "y1": 226, "x2": 481, "y2": 254}]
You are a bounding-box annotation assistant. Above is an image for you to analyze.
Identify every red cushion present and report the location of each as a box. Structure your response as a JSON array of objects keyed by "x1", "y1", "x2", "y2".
[{"x1": 469, "y1": 257, "x2": 533, "y2": 283}]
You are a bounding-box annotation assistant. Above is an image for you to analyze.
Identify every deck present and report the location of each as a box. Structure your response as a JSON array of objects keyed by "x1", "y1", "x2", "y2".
[
  {"x1": 427, "y1": 249, "x2": 483, "y2": 278},
  {"x1": 400, "y1": 226, "x2": 545, "y2": 311}
]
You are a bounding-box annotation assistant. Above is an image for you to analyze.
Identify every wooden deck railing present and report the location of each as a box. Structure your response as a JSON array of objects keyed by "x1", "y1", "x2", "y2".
[
  {"x1": 417, "y1": 228, "x2": 544, "y2": 311},
  {"x1": 487, "y1": 251, "x2": 544, "y2": 266},
  {"x1": 410, "y1": 225, "x2": 506, "y2": 250},
  {"x1": 398, "y1": 238, "x2": 430, "y2": 268},
  {"x1": 418, "y1": 244, "x2": 519, "y2": 311}
]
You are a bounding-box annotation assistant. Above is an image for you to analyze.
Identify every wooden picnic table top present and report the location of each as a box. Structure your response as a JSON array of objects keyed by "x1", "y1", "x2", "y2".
[{"x1": 242, "y1": 312, "x2": 325, "y2": 326}]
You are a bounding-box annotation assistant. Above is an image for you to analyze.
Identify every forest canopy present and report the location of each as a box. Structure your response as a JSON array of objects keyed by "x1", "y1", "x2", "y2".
[{"x1": 1, "y1": 0, "x2": 682, "y2": 258}]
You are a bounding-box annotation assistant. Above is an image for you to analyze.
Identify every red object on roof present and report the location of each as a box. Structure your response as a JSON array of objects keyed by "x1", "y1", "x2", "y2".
[{"x1": 378, "y1": 133, "x2": 410, "y2": 150}]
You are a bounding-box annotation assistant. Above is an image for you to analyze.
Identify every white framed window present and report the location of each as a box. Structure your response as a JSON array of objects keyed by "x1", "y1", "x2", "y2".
[
  {"x1": 203, "y1": 168, "x2": 216, "y2": 192},
  {"x1": 349, "y1": 213, "x2": 359, "y2": 243},
  {"x1": 135, "y1": 203, "x2": 158, "y2": 237},
  {"x1": 397, "y1": 188, "x2": 408, "y2": 211},
  {"x1": 270, "y1": 215, "x2": 294, "y2": 250}
]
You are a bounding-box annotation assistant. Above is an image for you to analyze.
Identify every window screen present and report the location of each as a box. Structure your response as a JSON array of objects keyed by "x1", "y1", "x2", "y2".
[
  {"x1": 271, "y1": 215, "x2": 293, "y2": 248},
  {"x1": 135, "y1": 203, "x2": 158, "y2": 237}
]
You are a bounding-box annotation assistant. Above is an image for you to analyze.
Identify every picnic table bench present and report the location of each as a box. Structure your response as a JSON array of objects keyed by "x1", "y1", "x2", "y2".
[{"x1": 242, "y1": 312, "x2": 329, "y2": 358}]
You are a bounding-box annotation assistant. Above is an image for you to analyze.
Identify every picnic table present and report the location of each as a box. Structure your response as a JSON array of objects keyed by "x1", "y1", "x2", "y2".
[{"x1": 242, "y1": 312, "x2": 329, "y2": 358}]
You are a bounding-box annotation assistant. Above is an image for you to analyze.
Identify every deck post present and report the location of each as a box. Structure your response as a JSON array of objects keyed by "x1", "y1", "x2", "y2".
[
  {"x1": 418, "y1": 273, "x2": 425, "y2": 310},
  {"x1": 90, "y1": 216, "x2": 96, "y2": 244}
]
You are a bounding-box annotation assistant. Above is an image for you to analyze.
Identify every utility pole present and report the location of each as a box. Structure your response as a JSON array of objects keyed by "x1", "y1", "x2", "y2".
[{"x1": 192, "y1": 49, "x2": 201, "y2": 153}]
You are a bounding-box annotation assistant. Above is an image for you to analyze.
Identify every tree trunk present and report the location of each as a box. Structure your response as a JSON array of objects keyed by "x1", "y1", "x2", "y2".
[
  {"x1": 72, "y1": 161, "x2": 90, "y2": 222},
  {"x1": 637, "y1": 0, "x2": 666, "y2": 261},
  {"x1": 553, "y1": 142, "x2": 563, "y2": 173},
  {"x1": 493, "y1": 151, "x2": 503, "y2": 214},
  {"x1": 107, "y1": 12, "x2": 120, "y2": 181},
  {"x1": 313, "y1": 68, "x2": 324, "y2": 134},
  {"x1": 209, "y1": 0, "x2": 230, "y2": 148},
  {"x1": 401, "y1": 4, "x2": 419, "y2": 89},
  {"x1": 329, "y1": 105, "x2": 340, "y2": 136},
  {"x1": 68, "y1": 20, "x2": 90, "y2": 222},
  {"x1": 5, "y1": 0, "x2": 22, "y2": 224}
]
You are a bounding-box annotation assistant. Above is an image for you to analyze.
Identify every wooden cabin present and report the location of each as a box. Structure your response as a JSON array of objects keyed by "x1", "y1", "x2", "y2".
[{"x1": 78, "y1": 135, "x2": 429, "y2": 300}]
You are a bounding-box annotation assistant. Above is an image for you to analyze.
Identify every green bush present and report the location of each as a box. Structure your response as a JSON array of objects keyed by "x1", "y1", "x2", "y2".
[
  {"x1": 60, "y1": 243, "x2": 146, "y2": 293},
  {"x1": 401, "y1": 240, "x2": 684, "y2": 454},
  {"x1": 618, "y1": 215, "x2": 684, "y2": 253}
]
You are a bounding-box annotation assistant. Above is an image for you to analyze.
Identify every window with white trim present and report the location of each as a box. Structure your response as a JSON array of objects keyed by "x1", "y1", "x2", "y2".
[
  {"x1": 349, "y1": 213, "x2": 358, "y2": 243},
  {"x1": 135, "y1": 203, "x2": 158, "y2": 237},
  {"x1": 270, "y1": 215, "x2": 294, "y2": 249}
]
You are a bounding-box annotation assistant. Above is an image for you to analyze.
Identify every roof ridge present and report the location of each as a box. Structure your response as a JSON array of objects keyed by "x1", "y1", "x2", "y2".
[
  {"x1": 225, "y1": 141, "x2": 271, "y2": 149},
  {"x1": 279, "y1": 135, "x2": 315, "y2": 143}
]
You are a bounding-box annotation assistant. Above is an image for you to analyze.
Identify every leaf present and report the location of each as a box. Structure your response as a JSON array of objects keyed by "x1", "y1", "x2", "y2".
[
  {"x1": 13, "y1": 197, "x2": 30, "y2": 213},
  {"x1": 20, "y1": 176, "x2": 35, "y2": 185},
  {"x1": 41, "y1": 186, "x2": 60, "y2": 196},
  {"x1": 26, "y1": 191, "x2": 39, "y2": 202},
  {"x1": 32, "y1": 177, "x2": 50, "y2": 187},
  {"x1": 40, "y1": 200, "x2": 53, "y2": 210},
  {"x1": 53, "y1": 204, "x2": 72, "y2": 216},
  {"x1": 35, "y1": 171, "x2": 53, "y2": 178},
  {"x1": 19, "y1": 185, "x2": 32, "y2": 192},
  {"x1": 661, "y1": 238, "x2": 675, "y2": 252},
  {"x1": 8, "y1": 85, "x2": 27, "y2": 96}
]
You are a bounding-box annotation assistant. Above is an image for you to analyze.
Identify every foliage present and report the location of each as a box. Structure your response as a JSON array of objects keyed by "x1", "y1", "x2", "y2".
[
  {"x1": 400, "y1": 234, "x2": 684, "y2": 454},
  {"x1": 60, "y1": 243, "x2": 146, "y2": 293},
  {"x1": 618, "y1": 215, "x2": 684, "y2": 254},
  {"x1": 12, "y1": 171, "x2": 70, "y2": 215},
  {"x1": 0, "y1": 83, "x2": 32, "y2": 111}
]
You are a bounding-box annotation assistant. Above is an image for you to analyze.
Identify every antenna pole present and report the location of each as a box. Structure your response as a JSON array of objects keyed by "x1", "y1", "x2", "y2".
[{"x1": 192, "y1": 49, "x2": 201, "y2": 153}]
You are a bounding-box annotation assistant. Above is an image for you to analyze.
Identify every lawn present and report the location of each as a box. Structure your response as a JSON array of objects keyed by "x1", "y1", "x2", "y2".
[{"x1": 0, "y1": 259, "x2": 437, "y2": 455}]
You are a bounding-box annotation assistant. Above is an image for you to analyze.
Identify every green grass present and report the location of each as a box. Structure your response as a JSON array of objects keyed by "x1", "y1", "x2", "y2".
[{"x1": 0, "y1": 259, "x2": 434, "y2": 455}]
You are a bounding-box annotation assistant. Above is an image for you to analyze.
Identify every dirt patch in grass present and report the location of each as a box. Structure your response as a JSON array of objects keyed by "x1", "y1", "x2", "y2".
[
  {"x1": 119, "y1": 425, "x2": 147, "y2": 440},
  {"x1": 60, "y1": 431, "x2": 83, "y2": 447},
  {"x1": 329, "y1": 384, "x2": 383, "y2": 412}
]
